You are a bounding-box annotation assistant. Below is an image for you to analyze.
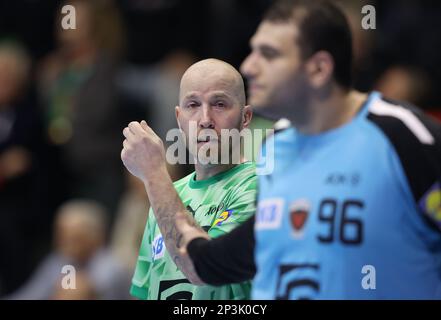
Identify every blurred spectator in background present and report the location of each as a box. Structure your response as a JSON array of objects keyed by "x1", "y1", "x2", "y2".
[
  {"x1": 5, "y1": 199, "x2": 131, "y2": 300},
  {"x1": 37, "y1": 0, "x2": 128, "y2": 224},
  {"x1": 110, "y1": 172, "x2": 148, "y2": 273},
  {"x1": 117, "y1": 49, "x2": 196, "y2": 142},
  {"x1": 375, "y1": 65, "x2": 441, "y2": 122},
  {"x1": 51, "y1": 271, "x2": 98, "y2": 300},
  {"x1": 373, "y1": 0, "x2": 441, "y2": 108},
  {"x1": 375, "y1": 65, "x2": 431, "y2": 107},
  {"x1": 0, "y1": 41, "x2": 48, "y2": 295}
]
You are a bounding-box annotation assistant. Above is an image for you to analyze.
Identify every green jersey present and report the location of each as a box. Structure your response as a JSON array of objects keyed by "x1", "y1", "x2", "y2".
[{"x1": 130, "y1": 162, "x2": 257, "y2": 300}]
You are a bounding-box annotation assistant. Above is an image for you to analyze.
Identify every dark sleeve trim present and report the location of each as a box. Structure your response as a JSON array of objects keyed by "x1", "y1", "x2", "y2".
[
  {"x1": 187, "y1": 215, "x2": 256, "y2": 286},
  {"x1": 367, "y1": 98, "x2": 441, "y2": 232}
]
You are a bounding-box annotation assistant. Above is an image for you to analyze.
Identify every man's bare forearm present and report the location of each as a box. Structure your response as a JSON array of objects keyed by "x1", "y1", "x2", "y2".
[{"x1": 142, "y1": 165, "x2": 206, "y2": 285}]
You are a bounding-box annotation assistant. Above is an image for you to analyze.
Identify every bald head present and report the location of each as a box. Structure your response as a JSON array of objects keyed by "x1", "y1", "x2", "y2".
[
  {"x1": 56, "y1": 200, "x2": 107, "y2": 235},
  {"x1": 55, "y1": 199, "x2": 108, "y2": 263},
  {"x1": 179, "y1": 58, "x2": 246, "y2": 107}
]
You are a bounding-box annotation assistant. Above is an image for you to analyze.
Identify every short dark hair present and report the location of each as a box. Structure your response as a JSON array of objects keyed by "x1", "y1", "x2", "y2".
[{"x1": 264, "y1": 0, "x2": 353, "y2": 88}]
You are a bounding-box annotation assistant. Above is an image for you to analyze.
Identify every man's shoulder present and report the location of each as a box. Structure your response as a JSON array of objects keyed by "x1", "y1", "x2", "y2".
[
  {"x1": 235, "y1": 161, "x2": 257, "y2": 177},
  {"x1": 222, "y1": 162, "x2": 258, "y2": 190},
  {"x1": 266, "y1": 126, "x2": 295, "y2": 142},
  {"x1": 260, "y1": 126, "x2": 296, "y2": 157}
]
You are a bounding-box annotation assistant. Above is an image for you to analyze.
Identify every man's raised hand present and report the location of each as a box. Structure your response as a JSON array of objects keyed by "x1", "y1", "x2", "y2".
[{"x1": 121, "y1": 120, "x2": 166, "y2": 182}]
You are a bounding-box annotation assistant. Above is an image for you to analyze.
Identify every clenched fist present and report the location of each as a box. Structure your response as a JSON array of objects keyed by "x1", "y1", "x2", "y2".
[{"x1": 121, "y1": 120, "x2": 166, "y2": 182}]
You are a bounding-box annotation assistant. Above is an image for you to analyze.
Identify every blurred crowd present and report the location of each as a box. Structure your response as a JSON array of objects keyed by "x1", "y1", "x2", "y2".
[{"x1": 0, "y1": 0, "x2": 440, "y2": 299}]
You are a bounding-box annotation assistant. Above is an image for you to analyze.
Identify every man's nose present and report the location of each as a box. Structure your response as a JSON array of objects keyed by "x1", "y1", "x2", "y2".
[
  {"x1": 199, "y1": 105, "x2": 215, "y2": 129},
  {"x1": 240, "y1": 53, "x2": 259, "y2": 79}
]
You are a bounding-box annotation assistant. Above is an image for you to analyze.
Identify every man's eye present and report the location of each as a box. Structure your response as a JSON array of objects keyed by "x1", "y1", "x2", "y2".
[
  {"x1": 187, "y1": 102, "x2": 198, "y2": 108},
  {"x1": 261, "y1": 48, "x2": 279, "y2": 60},
  {"x1": 215, "y1": 101, "x2": 225, "y2": 108}
]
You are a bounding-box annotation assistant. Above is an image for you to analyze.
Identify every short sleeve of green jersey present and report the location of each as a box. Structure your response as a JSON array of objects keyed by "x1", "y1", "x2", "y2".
[
  {"x1": 208, "y1": 174, "x2": 257, "y2": 238},
  {"x1": 130, "y1": 209, "x2": 154, "y2": 299}
]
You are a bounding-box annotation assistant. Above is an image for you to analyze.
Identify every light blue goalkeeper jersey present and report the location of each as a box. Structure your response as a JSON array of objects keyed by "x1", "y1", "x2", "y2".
[{"x1": 253, "y1": 92, "x2": 441, "y2": 299}]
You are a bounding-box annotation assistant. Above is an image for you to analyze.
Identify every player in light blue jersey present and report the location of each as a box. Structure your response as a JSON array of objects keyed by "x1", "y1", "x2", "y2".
[
  {"x1": 174, "y1": 0, "x2": 441, "y2": 299},
  {"x1": 252, "y1": 91, "x2": 441, "y2": 299}
]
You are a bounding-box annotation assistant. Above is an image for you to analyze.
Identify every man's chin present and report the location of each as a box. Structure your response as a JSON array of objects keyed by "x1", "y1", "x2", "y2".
[
  {"x1": 251, "y1": 102, "x2": 285, "y2": 121},
  {"x1": 190, "y1": 142, "x2": 218, "y2": 157},
  {"x1": 248, "y1": 95, "x2": 273, "y2": 111}
]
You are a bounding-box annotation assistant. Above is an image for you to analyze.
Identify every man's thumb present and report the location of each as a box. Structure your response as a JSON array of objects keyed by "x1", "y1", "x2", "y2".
[{"x1": 140, "y1": 120, "x2": 149, "y2": 131}]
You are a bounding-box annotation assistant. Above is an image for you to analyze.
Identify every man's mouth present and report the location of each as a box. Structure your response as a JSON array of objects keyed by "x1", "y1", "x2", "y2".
[{"x1": 197, "y1": 137, "x2": 217, "y2": 144}]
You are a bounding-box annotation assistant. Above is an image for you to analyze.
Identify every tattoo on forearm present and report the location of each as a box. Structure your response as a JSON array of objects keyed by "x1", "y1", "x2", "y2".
[{"x1": 153, "y1": 200, "x2": 205, "y2": 285}]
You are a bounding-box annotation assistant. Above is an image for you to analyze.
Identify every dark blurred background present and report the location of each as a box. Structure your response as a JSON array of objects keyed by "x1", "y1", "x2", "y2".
[{"x1": 0, "y1": 0, "x2": 440, "y2": 299}]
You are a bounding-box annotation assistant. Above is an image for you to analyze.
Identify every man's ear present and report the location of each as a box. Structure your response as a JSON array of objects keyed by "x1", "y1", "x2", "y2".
[
  {"x1": 242, "y1": 105, "x2": 253, "y2": 129},
  {"x1": 305, "y1": 51, "x2": 334, "y2": 89}
]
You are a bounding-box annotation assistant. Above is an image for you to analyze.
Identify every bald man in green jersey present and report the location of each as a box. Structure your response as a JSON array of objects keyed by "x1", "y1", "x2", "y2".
[{"x1": 121, "y1": 59, "x2": 257, "y2": 300}]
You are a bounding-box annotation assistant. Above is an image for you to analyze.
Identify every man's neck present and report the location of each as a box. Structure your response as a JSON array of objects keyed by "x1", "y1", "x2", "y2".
[
  {"x1": 292, "y1": 88, "x2": 368, "y2": 135},
  {"x1": 194, "y1": 157, "x2": 246, "y2": 181}
]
